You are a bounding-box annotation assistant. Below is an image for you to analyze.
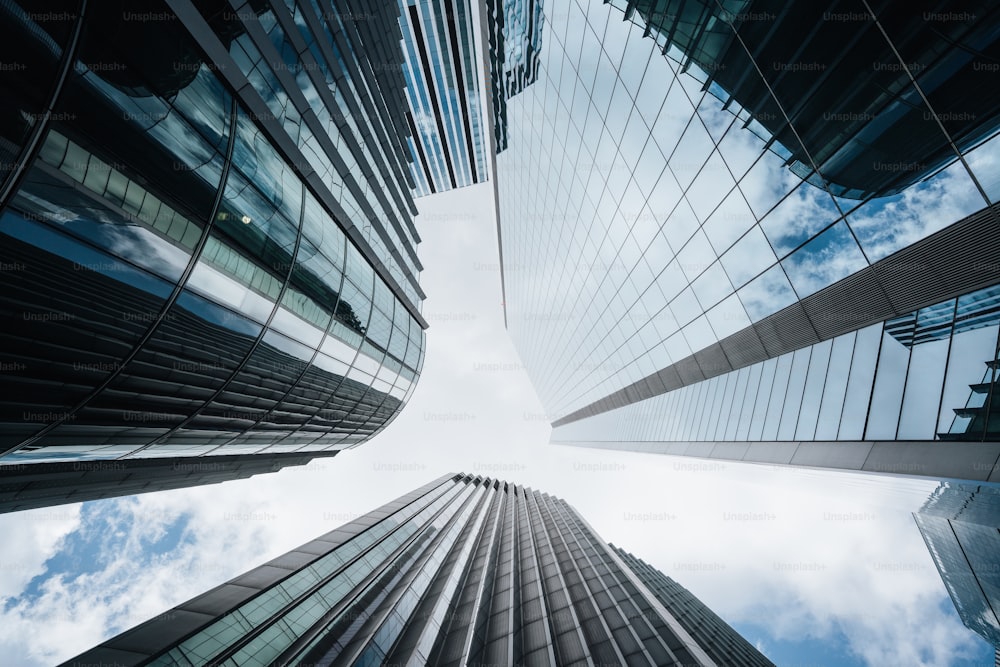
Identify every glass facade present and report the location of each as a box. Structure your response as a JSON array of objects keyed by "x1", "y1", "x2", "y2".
[
  {"x1": 0, "y1": 2, "x2": 425, "y2": 488},
  {"x1": 64, "y1": 472, "x2": 772, "y2": 667},
  {"x1": 553, "y1": 283, "x2": 1000, "y2": 444},
  {"x1": 400, "y1": 0, "x2": 489, "y2": 196},
  {"x1": 626, "y1": 0, "x2": 1000, "y2": 200},
  {"x1": 485, "y1": 0, "x2": 543, "y2": 152},
  {"x1": 914, "y1": 483, "x2": 1000, "y2": 649},
  {"x1": 495, "y1": 0, "x2": 1000, "y2": 480}
]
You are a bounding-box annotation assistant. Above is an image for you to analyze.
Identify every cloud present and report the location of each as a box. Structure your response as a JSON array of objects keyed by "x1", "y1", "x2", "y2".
[
  {"x1": 845, "y1": 159, "x2": 988, "y2": 262},
  {"x1": 0, "y1": 505, "x2": 80, "y2": 601},
  {"x1": 576, "y1": 463, "x2": 989, "y2": 666}
]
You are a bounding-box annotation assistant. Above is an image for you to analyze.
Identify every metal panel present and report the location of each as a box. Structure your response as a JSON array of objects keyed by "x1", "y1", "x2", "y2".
[
  {"x1": 786, "y1": 441, "x2": 874, "y2": 471},
  {"x1": 742, "y1": 442, "x2": 797, "y2": 465},
  {"x1": 707, "y1": 441, "x2": 750, "y2": 461},
  {"x1": 182, "y1": 584, "x2": 262, "y2": 616},
  {"x1": 104, "y1": 609, "x2": 217, "y2": 655},
  {"x1": 694, "y1": 342, "x2": 733, "y2": 378},
  {"x1": 862, "y1": 441, "x2": 1000, "y2": 481},
  {"x1": 719, "y1": 326, "x2": 768, "y2": 369}
]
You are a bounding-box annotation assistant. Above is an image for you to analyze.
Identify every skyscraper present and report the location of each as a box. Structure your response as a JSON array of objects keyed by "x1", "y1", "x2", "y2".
[
  {"x1": 399, "y1": 0, "x2": 490, "y2": 196},
  {"x1": 0, "y1": 0, "x2": 426, "y2": 510},
  {"x1": 914, "y1": 482, "x2": 1000, "y2": 651},
  {"x1": 613, "y1": 545, "x2": 773, "y2": 667},
  {"x1": 496, "y1": 0, "x2": 1000, "y2": 483},
  {"x1": 62, "y1": 472, "x2": 772, "y2": 666}
]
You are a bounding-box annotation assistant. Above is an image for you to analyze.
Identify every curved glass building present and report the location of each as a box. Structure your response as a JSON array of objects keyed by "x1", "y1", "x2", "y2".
[
  {"x1": 628, "y1": 0, "x2": 1000, "y2": 200},
  {"x1": 0, "y1": 0, "x2": 427, "y2": 509}
]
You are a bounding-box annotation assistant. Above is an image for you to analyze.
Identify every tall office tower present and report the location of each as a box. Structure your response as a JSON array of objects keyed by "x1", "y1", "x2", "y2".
[
  {"x1": 64, "y1": 473, "x2": 772, "y2": 666},
  {"x1": 399, "y1": 0, "x2": 490, "y2": 196},
  {"x1": 496, "y1": 0, "x2": 1000, "y2": 483},
  {"x1": 613, "y1": 546, "x2": 773, "y2": 667},
  {"x1": 0, "y1": 0, "x2": 427, "y2": 512},
  {"x1": 914, "y1": 482, "x2": 1000, "y2": 652}
]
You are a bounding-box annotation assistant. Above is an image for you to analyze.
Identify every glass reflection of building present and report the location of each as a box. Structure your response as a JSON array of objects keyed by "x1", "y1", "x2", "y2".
[
  {"x1": 63, "y1": 473, "x2": 773, "y2": 667},
  {"x1": 0, "y1": 0, "x2": 427, "y2": 511},
  {"x1": 496, "y1": 1, "x2": 1000, "y2": 482},
  {"x1": 914, "y1": 483, "x2": 1000, "y2": 650},
  {"x1": 399, "y1": 0, "x2": 489, "y2": 196},
  {"x1": 884, "y1": 288, "x2": 1000, "y2": 441},
  {"x1": 485, "y1": 0, "x2": 543, "y2": 152},
  {"x1": 628, "y1": 0, "x2": 1000, "y2": 200}
]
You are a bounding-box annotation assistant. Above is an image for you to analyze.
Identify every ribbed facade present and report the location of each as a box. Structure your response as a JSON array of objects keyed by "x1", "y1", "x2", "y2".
[
  {"x1": 0, "y1": 0, "x2": 426, "y2": 505},
  {"x1": 64, "y1": 473, "x2": 771, "y2": 666},
  {"x1": 399, "y1": 0, "x2": 489, "y2": 196},
  {"x1": 612, "y1": 546, "x2": 773, "y2": 667},
  {"x1": 496, "y1": 0, "x2": 1000, "y2": 482}
]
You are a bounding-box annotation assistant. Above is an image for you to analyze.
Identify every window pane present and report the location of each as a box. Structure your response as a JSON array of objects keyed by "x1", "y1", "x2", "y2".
[{"x1": 865, "y1": 330, "x2": 911, "y2": 440}]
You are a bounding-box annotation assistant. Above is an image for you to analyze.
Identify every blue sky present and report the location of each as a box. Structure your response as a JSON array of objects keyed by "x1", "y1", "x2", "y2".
[{"x1": 739, "y1": 606, "x2": 994, "y2": 667}]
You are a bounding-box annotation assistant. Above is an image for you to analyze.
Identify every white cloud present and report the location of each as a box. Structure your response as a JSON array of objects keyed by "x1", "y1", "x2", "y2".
[
  {"x1": 846, "y1": 159, "x2": 987, "y2": 262},
  {"x1": 576, "y1": 463, "x2": 988, "y2": 666},
  {"x1": 0, "y1": 505, "x2": 80, "y2": 599}
]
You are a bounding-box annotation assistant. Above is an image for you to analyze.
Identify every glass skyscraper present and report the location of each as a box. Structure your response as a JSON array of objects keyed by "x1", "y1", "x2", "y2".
[
  {"x1": 496, "y1": 0, "x2": 1000, "y2": 483},
  {"x1": 63, "y1": 472, "x2": 772, "y2": 666},
  {"x1": 914, "y1": 482, "x2": 1000, "y2": 651},
  {"x1": 0, "y1": 0, "x2": 426, "y2": 510},
  {"x1": 399, "y1": 0, "x2": 489, "y2": 196}
]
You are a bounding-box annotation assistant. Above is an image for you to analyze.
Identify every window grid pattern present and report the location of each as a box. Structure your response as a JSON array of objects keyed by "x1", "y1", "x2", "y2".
[
  {"x1": 552, "y1": 284, "x2": 1000, "y2": 444},
  {"x1": 400, "y1": 0, "x2": 489, "y2": 197},
  {"x1": 484, "y1": 0, "x2": 544, "y2": 152},
  {"x1": 219, "y1": 1, "x2": 421, "y2": 302},
  {"x1": 497, "y1": 0, "x2": 1000, "y2": 427},
  {"x1": 914, "y1": 483, "x2": 1000, "y2": 648},
  {"x1": 612, "y1": 545, "x2": 772, "y2": 667}
]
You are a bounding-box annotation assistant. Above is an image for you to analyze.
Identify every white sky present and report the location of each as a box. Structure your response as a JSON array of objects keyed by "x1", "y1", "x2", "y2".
[{"x1": 0, "y1": 183, "x2": 991, "y2": 667}]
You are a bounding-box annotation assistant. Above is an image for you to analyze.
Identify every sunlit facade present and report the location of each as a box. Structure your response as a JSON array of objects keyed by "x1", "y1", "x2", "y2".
[
  {"x1": 64, "y1": 473, "x2": 772, "y2": 667},
  {"x1": 497, "y1": 0, "x2": 1000, "y2": 482},
  {"x1": 0, "y1": 1, "x2": 426, "y2": 506}
]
